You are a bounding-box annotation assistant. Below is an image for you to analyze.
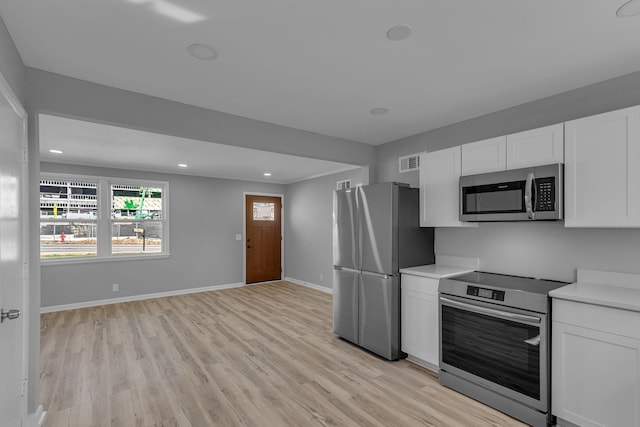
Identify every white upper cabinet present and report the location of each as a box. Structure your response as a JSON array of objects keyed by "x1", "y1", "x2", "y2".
[
  {"x1": 420, "y1": 148, "x2": 476, "y2": 227},
  {"x1": 506, "y1": 123, "x2": 564, "y2": 169},
  {"x1": 461, "y1": 136, "x2": 507, "y2": 175},
  {"x1": 565, "y1": 105, "x2": 640, "y2": 227}
]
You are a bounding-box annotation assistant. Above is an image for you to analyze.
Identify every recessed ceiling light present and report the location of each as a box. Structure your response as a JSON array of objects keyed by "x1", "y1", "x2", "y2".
[
  {"x1": 49, "y1": 149, "x2": 63, "y2": 154},
  {"x1": 178, "y1": 163, "x2": 188, "y2": 168},
  {"x1": 387, "y1": 25, "x2": 412, "y2": 41},
  {"x1": 187, "y1": 43, "x2": 218, "y2": 60},
  {"x1": 617, "y1": 0, "x2": 640, "y2": 17},
  {"x1": 370, "y1": 107, "x2": 389, "y2": 115},
  {"x1": 263, "y1": 172, "x2": 272, "y2": 177}
]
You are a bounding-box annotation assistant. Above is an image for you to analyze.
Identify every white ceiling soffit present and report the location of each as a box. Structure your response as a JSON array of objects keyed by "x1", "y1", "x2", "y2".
[
  {"x1": 38, "y1": 114, "x2": 359, "y2": 184},
  {"x1": 3, "y1": 1, "x2": 640, "y2": 144}
]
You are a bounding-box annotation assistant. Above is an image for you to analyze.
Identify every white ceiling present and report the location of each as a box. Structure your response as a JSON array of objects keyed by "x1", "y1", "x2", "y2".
[
  {"x1": 39, "y1": 114, "x2": 359, "y2": 184},
  {"x1": 3, "y1": 1, "x2": 640, "y2": 146}
]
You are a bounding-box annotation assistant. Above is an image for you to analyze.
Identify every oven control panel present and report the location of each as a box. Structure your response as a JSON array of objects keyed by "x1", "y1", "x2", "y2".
[{"x1": 466, "y1": 286, "x2": 505, "y2": 301}]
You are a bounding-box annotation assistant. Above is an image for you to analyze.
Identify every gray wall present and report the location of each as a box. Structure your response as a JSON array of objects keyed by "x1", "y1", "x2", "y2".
[
  {"x1": 284, "y1": 168, "x2": 367, "y2": 290},
  {"x1": 376, "y1": 70, "x2": 640, "y2": 283},
  {"x1": 377, "y1": 70, "x2": 640, "y2": 187},
  {"x1": 0, "y1": 16, "x2": 24, "y2": 101},
  {"x1": 40, "y1": 162, "x2": 285, "y2": 307}
]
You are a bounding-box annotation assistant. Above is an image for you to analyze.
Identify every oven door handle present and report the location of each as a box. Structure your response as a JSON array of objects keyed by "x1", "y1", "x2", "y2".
[
  {"x1": 524, "y1": 335, "x2": 541, "y2": 346},
  {"x1": 439, "y1": 297, "x2": 541, "y2": 324}
]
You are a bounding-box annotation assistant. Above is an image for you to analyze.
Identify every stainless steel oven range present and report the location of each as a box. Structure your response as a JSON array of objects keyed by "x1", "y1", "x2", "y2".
[{"x1": 438, "y1": 272, "x2": 567, "y2": 427}]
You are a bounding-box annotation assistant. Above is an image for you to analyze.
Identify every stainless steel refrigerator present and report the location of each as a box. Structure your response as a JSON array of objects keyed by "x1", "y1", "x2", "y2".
[{"x1": 332, "y1": 182, "x2": 434, "y2": 360}]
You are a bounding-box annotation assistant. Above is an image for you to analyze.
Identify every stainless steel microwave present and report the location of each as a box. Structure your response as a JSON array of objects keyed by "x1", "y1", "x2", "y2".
[{"x1": 459, "y1": 163, "x2": 563, "y2": 222}]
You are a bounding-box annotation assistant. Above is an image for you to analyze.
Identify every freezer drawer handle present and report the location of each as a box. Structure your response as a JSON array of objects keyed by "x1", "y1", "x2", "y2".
[
  {"x1": 439, "y1": 297, "x2": 541, "y2": 324},
  {"x1": 361, "y1": 271, "x2": 391, "y2": 279}
]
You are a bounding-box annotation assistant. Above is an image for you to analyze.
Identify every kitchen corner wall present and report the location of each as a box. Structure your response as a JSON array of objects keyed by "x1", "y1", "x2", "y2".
[
  {"x1": 284, "y1": 167, "x2": 367, "y2": 290},
  {"x1": 376, "y1": 70, "x2": 640, "y2": 283},
  {"x1": 40, "y1": 162, "x2": 285, "y2": 307}
]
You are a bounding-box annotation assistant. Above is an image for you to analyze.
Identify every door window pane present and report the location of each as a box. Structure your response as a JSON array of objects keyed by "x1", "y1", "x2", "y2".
[{"x1": 253, "y1": 202, "x2": 275, "y2": 221}]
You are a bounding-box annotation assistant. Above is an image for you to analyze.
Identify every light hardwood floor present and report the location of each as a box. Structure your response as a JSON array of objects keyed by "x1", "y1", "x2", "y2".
[{"x1": 40, "y1": 281, "x2": 526, "y2": 426}]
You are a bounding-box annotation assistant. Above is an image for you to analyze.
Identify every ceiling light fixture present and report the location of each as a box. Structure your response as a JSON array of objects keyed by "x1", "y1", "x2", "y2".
[
  {"x1": 49, "y1": 149, "x2": 63, "y2": 154},
  {"x1": 153, "y1": 1, "x2": 206, "y2": 23},
  {"x1": 178, "y1": 163, "x2": 188, "y2": 168},
  {"x1": 187, "y1": 43, "x2": 218, "y2": 60},
  {"x1": 263, "y1": 172, "x2": 272, "y2": 177},
  {"x1": 386, "y1": 24, "x2": 412, "y2": 41},
  {"x1": 370, "y1": 107, "x2": 389, "y2": 115},
  {"x1": 617, "y1": 0, "x2": 640, "y2": 17}
]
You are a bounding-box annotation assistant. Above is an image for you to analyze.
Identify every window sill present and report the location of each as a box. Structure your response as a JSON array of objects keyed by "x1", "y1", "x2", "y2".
[{"x1": 40, "y1": 253, "x2": 171, "y2": 266}]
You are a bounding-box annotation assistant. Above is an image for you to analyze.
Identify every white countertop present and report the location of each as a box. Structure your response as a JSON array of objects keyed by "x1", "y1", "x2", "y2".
[
  {"x1": 399, "y1": 264, "x2": 474, "y2": 279},
  {"x1": 550, "y1": 282, "x2": 640, "y2": 313}
]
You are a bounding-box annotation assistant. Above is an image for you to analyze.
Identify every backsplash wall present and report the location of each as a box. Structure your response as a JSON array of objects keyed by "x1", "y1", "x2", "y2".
[{"x1": 435, "y1": 223, "x2": 640, "y2": 283}]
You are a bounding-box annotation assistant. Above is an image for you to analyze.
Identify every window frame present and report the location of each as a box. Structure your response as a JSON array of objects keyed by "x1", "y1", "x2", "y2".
[{"x1": 40, "y1": 173, "x2": 170, "y2": 264}]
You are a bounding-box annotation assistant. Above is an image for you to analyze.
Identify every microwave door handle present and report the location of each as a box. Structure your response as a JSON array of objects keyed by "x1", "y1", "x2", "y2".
[{"x1": 525, "y1": 172, "x2": 535, "y2": 219}]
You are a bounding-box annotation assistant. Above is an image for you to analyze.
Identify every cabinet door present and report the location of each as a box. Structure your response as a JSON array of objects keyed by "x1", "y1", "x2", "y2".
[
  {"x1": 506, "y1": 123, "x2": 564, "y2": 169},
  {"x1": 402, "y1": 289, "x2": 439, "y2": 370},
  {"x1": 420, "y1": 148, "x2": 476, "y2": 227},
  {"x1": 565, "y1": 105, "x2": 640, "y2": 227},
  {"x1": 552, "y1": 321, "x2": 640, "y2": 427},
  {"x1": 461, "y1": 136, "x2": 507, "y2": 175}
]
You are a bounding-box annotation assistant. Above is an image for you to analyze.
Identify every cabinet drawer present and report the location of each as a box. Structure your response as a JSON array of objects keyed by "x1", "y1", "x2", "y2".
[
  {"x1": 553, "y1": 298, "x2": 640, "y2": 339},
  {"x1": 401, "y1": 274, "x2": 439, "y2": 295}
]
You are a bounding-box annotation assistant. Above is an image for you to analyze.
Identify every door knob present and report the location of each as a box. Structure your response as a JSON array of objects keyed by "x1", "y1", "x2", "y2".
[
  {"x1": 247, "y1": 245, "x2": 252, "y2": 249},
  {"x1": 1, "y1": 309, "x2": 20, "y2": 323}
]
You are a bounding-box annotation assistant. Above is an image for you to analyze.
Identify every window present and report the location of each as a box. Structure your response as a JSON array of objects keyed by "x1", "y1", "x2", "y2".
[
  {"x1": 111, "y1": 184, "x2": 163, "y2": 255},
  {"x1": 40, "y1": 174, "x2": 168, "y2": 262},
  {"x1": 253, "y1": 202, "x2": 275, "y2": 221}
]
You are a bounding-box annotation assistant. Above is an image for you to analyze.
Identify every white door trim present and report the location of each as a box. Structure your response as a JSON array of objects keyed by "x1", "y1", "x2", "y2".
[
  {"x1": 242, "y1": 192, "x2": 284, "y2": 284},
  {"x1": 0, "y1": 70, "x2": 29, "y2": 425}
]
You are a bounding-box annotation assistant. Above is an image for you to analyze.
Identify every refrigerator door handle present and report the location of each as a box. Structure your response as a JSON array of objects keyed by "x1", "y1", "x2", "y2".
[
  {"x1": 334, "y1": 266, "x2": 360, "y2": 274},
  {"x1": 361, "y1": 270, "x2": 395, "y2": 280}
]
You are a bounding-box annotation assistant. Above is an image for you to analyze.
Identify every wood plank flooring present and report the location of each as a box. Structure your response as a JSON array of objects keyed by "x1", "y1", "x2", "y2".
[{"x1": 40, "y1": 281, "x2": 526, "y2": 426}]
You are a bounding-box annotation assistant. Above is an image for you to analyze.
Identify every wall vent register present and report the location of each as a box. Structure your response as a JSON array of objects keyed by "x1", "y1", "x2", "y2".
[{"x1": 399, "y1": 154, "x2": 421, "y2": 173}]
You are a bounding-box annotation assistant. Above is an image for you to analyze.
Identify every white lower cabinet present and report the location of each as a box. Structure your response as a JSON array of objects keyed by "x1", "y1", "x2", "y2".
[
  {"x1": 552, "y1": 299, "x2": 640, "y2": 427},
  {"x1": 401, "y1": 274, "x2": 439, "y2": 371}
]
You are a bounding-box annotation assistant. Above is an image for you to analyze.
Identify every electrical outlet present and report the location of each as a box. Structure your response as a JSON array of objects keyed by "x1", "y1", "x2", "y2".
[
  {"x1": 319, "y1": 273, "x2": 323, "y2": 282},
  {"x1": 112, "y1": 283, "x2": 119, "y2": 292}
]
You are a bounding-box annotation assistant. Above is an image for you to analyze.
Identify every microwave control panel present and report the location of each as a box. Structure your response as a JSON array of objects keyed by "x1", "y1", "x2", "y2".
[
  {"x1": 466, "y1": 286, "x2": 505, "y2": 301},
  {"x1": 535, "y1": 177, "x2": 555, "y2": 211}
]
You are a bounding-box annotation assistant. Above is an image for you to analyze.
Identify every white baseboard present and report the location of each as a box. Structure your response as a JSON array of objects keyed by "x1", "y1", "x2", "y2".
[
  {"x1": 27, "y1": 405, "x2": 45, "y2": 426},
  {"x1": 285, "y1": 277, "x2": 332, "y2": 294},
  {"x1": 40, "y1": 282, "x2": 245, "y2": 313}
]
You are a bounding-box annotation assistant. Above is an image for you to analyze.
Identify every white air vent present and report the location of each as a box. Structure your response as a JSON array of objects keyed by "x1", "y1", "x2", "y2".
[
  {"x1": 336, "y1": 179, "x2": 351, "y2": 190},
  {"x1": 399, "y1": 154, "x2": 420, "y2": 173}
]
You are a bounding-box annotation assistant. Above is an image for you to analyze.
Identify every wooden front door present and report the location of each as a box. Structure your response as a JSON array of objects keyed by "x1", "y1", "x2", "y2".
[{"x1": 245, "y1": 195, "x2": 282, "y2": 284}]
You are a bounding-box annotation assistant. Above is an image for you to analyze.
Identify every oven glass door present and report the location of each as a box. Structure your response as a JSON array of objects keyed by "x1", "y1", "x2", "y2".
[{"x1": 440, "y1": 296, "x2": 545, "y2": 408}]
